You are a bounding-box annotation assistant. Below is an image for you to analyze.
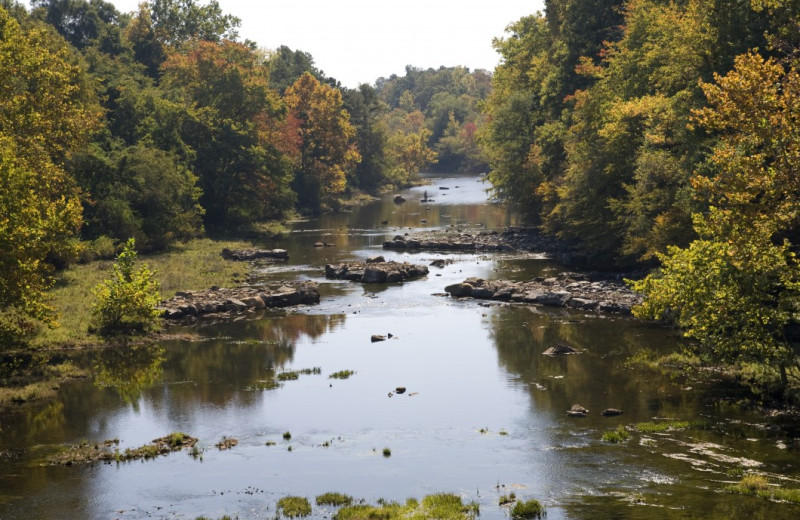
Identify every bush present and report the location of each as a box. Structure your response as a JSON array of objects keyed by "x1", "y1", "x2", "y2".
[{"x1": 90, "y1": 238, "x2": 161, "y2": 336}]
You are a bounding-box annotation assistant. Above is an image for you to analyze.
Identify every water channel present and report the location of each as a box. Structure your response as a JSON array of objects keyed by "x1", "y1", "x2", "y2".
[{"x1": 1, "y1": 174, "x2": 799, "y2": 519}]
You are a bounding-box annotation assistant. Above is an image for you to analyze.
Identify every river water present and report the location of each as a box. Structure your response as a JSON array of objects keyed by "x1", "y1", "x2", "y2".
[{"x1": 1, "y1": 174, "x2": 799, "y2": 520}]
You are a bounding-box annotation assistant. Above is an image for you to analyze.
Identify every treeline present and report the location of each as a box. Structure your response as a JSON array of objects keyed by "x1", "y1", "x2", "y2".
[
  {"x1": 0, "y1": 0, "x2": 489, "y2": 344},
  {"x1": 481, "y1": 0, "x2": 800, "y2": 398}
]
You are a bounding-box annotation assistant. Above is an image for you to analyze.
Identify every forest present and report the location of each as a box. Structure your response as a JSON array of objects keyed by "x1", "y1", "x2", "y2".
[
  {"x1": 0, "y1": 0, "x2": 487, "y2": 344},
  {"x1": 481, "y1": 0, "x2": 800, "y2": 397},
  {"x1": 3, "y1": 0, "x2": 800, "y2": 396}
]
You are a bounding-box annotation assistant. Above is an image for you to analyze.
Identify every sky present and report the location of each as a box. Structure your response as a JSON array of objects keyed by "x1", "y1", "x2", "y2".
[{"x1": 109, "y1": 0, "x2": 545, "y2": 88}]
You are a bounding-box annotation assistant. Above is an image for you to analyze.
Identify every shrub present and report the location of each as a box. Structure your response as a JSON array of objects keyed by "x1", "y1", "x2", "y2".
[{"x1": 90, "y1": 238, "x2": 161, "y2": 336}]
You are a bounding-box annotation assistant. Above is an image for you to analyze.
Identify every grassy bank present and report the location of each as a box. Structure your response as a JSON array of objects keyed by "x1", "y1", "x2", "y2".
[
  {"x1": 2, "y1": 237, "x2": 259, "y2": 405},
  {"x1": 28, "y1": 237, "x2": 261, "y2": 351}
]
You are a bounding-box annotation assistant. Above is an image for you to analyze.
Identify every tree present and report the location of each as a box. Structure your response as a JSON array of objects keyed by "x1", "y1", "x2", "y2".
[
  {"x1": 161, "y1": 40, "x2": 295, "y2": 225},
  {"x1": 284, "y1": 72, "x2": 361, "y2": 211},
  {"x1": 0, "y1": 7, "x2": 98, "y2": 344},
  {"x1": 342, "y1": 84, "x2": 388, "y2": 192},
  {"x1": 91, "y1": 238, "x2": 161, "y2": 336},
  {"x1": 633, "y1": 52, "x2": 800, "y2": 393}
]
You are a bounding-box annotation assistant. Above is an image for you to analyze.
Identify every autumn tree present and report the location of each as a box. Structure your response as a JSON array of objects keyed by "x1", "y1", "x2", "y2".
[
  {"x1": 0, "y1": 7, "x2": 99, "y2": 343},
  {"x1": 161, "y1": 40, "x2": 295, "y2": 225},
  {"x1": 284, "y1": 72, "x2": 361, "y2": 211},
  {"x1": 633, "y1": 53, "x2": 800, "y2": 395}
]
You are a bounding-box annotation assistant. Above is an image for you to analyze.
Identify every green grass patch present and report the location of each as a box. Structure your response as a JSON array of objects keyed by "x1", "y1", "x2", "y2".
[
  {"x1": 634, "y1": 420, "x2": 708, "y2": 433},
  {"x1": 335, "y1": 494, "x2": 479, "y2": 520},
  {"x1": 315, "y1": 492, "x2": 354, "y2": 507},
  {"x1": 277, "y1": 496, "x2": 312, "y2": 517},
  {"x1": 32, "y1": 237, "x2": 255, "y2": 348},
  {"x1": 329, "y1": 370, "x2": 355, "y2": 380},
  {"x1": 725, "y1": 474, "x2": 800, "y2": 504},
  {"x1": 510, "y1": 498, "x2": 546, "y2": 519},
  {"x1": 602, "y1": 425, "x2": 630, "y2": 443}
]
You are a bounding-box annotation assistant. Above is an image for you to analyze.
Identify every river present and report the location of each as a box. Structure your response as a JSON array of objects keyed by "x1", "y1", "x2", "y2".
[{"x1": 1, "y1": 173, "x2": 799, "y2": 519}]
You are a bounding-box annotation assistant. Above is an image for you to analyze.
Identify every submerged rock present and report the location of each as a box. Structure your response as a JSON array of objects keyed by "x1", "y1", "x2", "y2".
[{"x1": 601, "y1": 408, "x2": 624, "y2": 417}]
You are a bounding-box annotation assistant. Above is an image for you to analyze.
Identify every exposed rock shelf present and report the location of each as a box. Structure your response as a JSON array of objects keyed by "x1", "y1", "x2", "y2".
[
  {"x1": 445, "y1": 274, "x2": 642, "y2": 315},
  {"x1": 325, "y1": 258, "x2": 429, "y2": 283},
  {"x1": 382, "y1": 228, "x2": 560, "y2": 253},
  {"x1": 221, "y1": 248, "x2": 289, "y2": 261},
  {"x1": 160, "y1": 282, "x2": 320, "y2": 321}
]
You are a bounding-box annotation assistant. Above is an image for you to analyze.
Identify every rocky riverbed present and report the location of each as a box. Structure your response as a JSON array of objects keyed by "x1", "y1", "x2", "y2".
[
  {"x1": 159, "y1": 282, "x2": 320, "y2": 321},
  {"x1": 445, "y1": 273, "x2": 642, "y2": 315},
  {"x1": 324, "y1": 256, "x2": 429, "y2": 283}
]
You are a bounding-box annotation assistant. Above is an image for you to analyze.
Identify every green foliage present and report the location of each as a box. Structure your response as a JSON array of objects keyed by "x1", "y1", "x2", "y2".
[
  {"x1": 277, "y1": 496, "x2": 312, "y2": 518},
  {"x1": 162, "y1": 39, "x2": 295, "y2": 226},
  {"x1": 633, "y1": 53, "x2": 800, "y2": 394},
  {"x1": 90, "y1": 238, "x2": 161, "y2": 336},
  {"x1": 0, "y1": 6, "x2": 98, "y2": 345}
]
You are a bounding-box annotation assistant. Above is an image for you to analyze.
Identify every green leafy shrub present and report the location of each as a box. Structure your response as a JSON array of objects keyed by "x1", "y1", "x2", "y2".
[{"x1": 90, "y1": 238, "x2": 161, "y2": 336}]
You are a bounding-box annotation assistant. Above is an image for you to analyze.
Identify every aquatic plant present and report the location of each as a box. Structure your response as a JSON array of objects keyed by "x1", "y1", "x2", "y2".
[
  {"x1": 49, "y1": 432, "x2": 198, "y2": 465},
  {"x1": 602, "y1": 425, "x2": 630, "y2": 443},
  {"x1": 316, "y1": 492, "x2": 354, "y2": 506},
  {"x1": 329, "y1": 370, "x2": 356, "y2": 380},
  {"x1": 277, "y1": 496, "x2": 312, "y2": 517},
  {"x1": 277, "y1": 367, "x2": 322, "y2": 381},
  {"x1": 499, "y1": 492, "x2": 516, "y2": 505},
  {"x1": 335, "y1": 494, "x2": 479, "y2": 520},
  {"x1": 634, "y1": 420, "x2": 707, "y2": 433},
  {"x1": 253, "y1": 379, "x2": 280, "y2": 390},
  {"x1": 724, "y1": 473, "x2": 800, "y2": 503},
  {"x1": 215, "y1": 436, "x2": 238, "y2": 450},
  {"x1": 510, "y1": 498, "x2": 546, "y2": 519}
]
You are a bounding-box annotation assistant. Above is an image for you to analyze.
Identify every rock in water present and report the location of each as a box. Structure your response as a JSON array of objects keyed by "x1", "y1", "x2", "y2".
[
  {"x1": 543, "y1": 344, "x2": 578, "y2": 355},
  {"x1": 601, "y1": 408, "x2": 623, "y2": 417},
  {"x1": 567, "y1": 404, "x2": 588, "y2": 417}
]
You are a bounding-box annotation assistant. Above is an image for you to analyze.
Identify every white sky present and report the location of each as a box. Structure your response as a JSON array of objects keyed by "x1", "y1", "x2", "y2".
[{"x1": 108, "y1": 0, "x2": 545, "y2": 88}]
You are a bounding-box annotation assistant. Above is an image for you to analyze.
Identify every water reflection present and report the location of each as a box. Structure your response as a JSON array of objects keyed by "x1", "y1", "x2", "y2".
[
  {"x1": 92, "y1": 344, "x2": 165, "y2": 405},
  {"x1": 3, "y1": 175, "x2": 800, "y2": 520}
]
